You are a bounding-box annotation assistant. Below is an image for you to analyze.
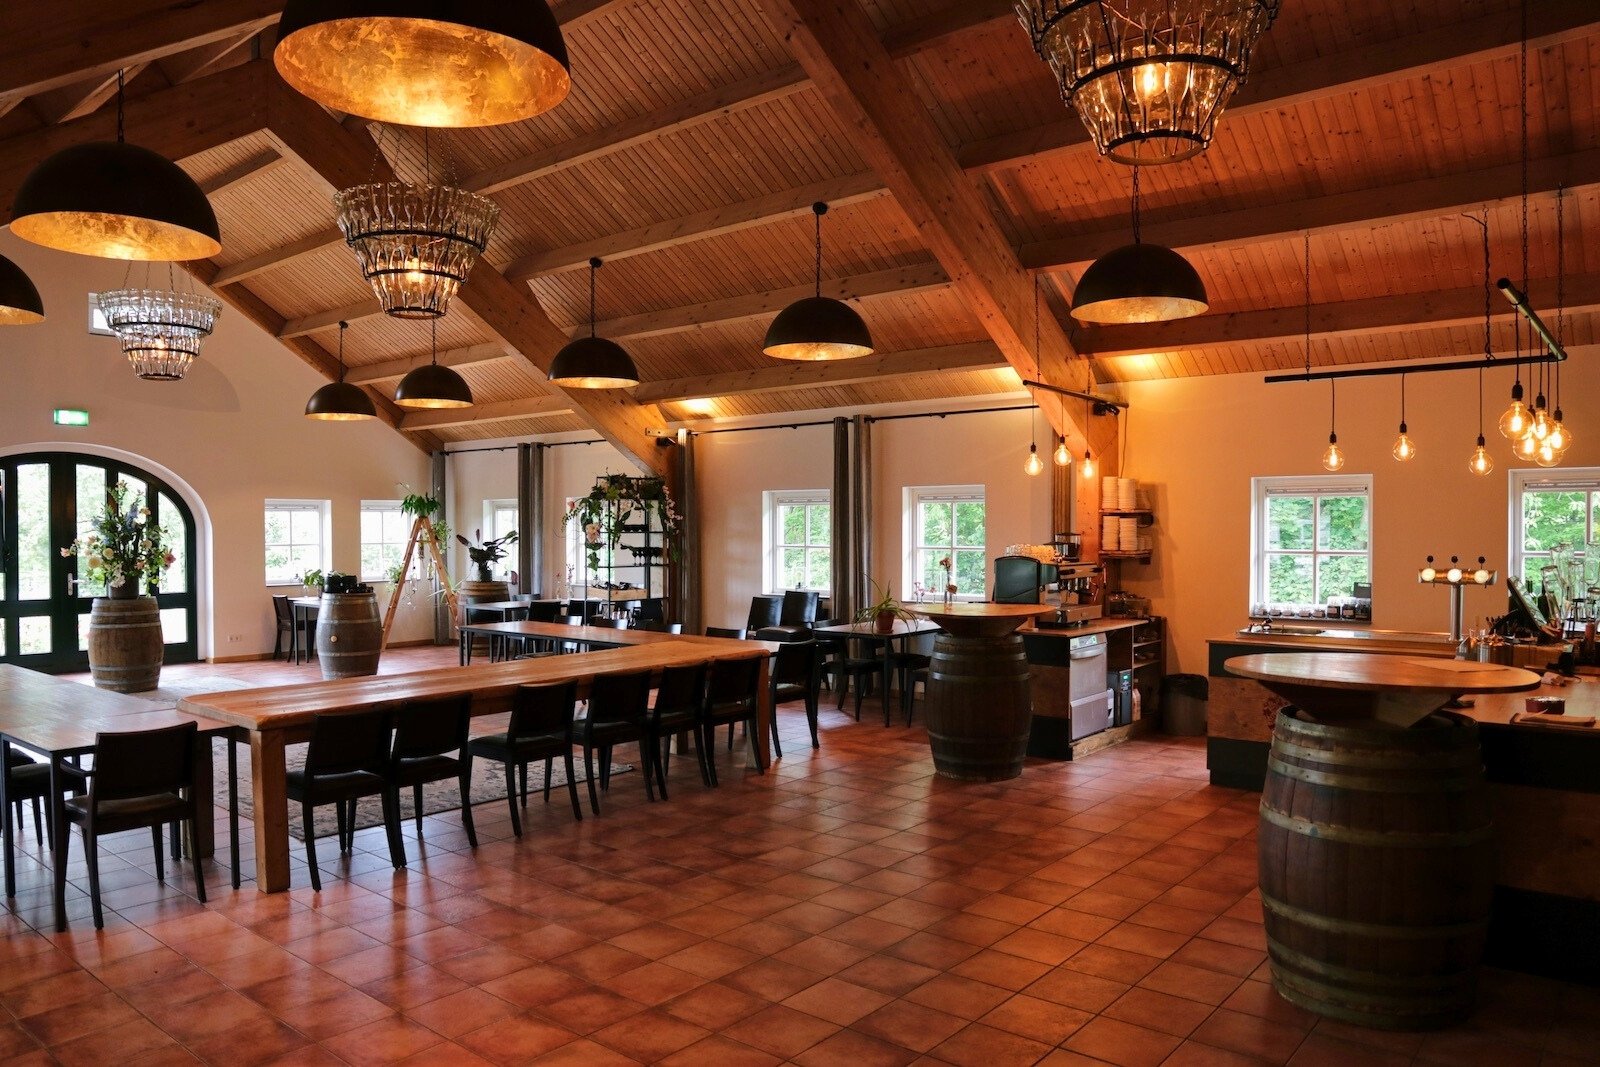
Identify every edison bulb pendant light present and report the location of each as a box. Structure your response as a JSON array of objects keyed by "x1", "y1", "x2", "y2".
[
  {"x1": 1535, "y1": 439, "x2": 1560, "y2": 468},
  {"x1": 1081, "y1": 451, "x2": 1096, "y2": 478},
  {"x1": 1393, "y1": 424, "x2": 1415, "y2": 462},
  {"x1": 1468, "y1": 435, "x2": 1495, "y2": 476},
  {"x1": 1321, "y1": 433, "x2": 1345, "y2": 472},
  {"x1": 1024, "y1": 443, "x2": 1044, "y2": 476},
  {"x1": 1499, "y1": 381, "x2": 1530, "y2": 439},
  {"x1": 1548, "y1": 410, "x2": 1572, "y2": 454},
  {"x1": 1530, "y1": 402, "x2": 1552, "y2": 442},
  {"x1": 1515, "y1": 429, "x2": 1540, "y2": 461},
  {"x1": 1053, "y1": 435, "x2": 1071, "y2": 466}
]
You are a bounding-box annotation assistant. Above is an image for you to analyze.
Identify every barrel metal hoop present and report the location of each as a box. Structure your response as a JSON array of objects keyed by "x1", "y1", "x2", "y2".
[
  {"x1": 1261, "y1": 891, "x2": 1491, "y2": 940},
  {"x1": 1272, "y1": 737, "x2": 1482, "y2": 771},
  {"x1": 1270, "y1": 959, "x2": 1473, "y2": 1026},
  {"x1": 1258, "y1": 802, "x2": 1494, "y2": 848},
  {"x1": 1266, "y1": 755, "x2": 1482, "y2": 793}
]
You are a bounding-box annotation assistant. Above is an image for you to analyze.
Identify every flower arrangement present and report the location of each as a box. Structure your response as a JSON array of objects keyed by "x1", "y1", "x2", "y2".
[
  {"x1": 61, "y1": 481, "x2": 176, "y2": 596},
  {"x1": 457, "y1": 528, "x2": 518, "y2": 581},
  {"x1": 564, "y1": 474, "x2": 684, "y2": 572},
  {"x1": 939, "y1": 556, "x2": 957, "y2": 600}
]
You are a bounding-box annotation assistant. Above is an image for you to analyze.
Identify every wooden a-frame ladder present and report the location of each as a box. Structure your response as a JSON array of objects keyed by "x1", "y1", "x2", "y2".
[{"x1": 380, "y1": 515, "x2": 458, "y2": 652}]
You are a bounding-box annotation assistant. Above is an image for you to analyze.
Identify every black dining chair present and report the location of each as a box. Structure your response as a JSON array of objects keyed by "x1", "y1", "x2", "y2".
[
  {"x1": 578, "y1": 669, "x2": 655, "y2": 814},
  {"x1": 272, "y1": 596, "x2": 295, "y2": 661},
  {"x1": 901, "y1": 665, "x2": 930, "y2": 725},
  {"x1": 468, "y1": 681, "x2": 583, "y2": 835},
  {"x1": 636, "y1": 621, "x2": 683, "y2": 634},
  {"x1": 5, "y1": 748, "x2": 48, "y2": 847},
  {"x1": 647, "y1": 662, "x2": 709, "y2": 796},
  {"x1": 700, "y1": 656, "x2": 766, "y2": 785},
  {"x1": 746, "y1": 595, "x2": 782, "y2": 633},
  {"x1": 592, "y1": 617, "x2": 630, "y2": 630},
  {"x1": 756, "y1": 590, "x2": 820, "y2": 642},
  {"x1": 286, "y1": 710, "x2": 405, "y2": 892},
  {"x1": 830, "y1": 635, "x2": 882, "y2": 721},
  {"x1": 770, "y1": 640, "x2": 822, "y2": 752},
  {"x1": 811, "y1": 618, "x2": 847, "y2": 691},
  {"x1": 705, "y1": 626, "x2": 747, "y2": 640},
  {"x1": 634, "y1": 598, "x2": 667, "y2": 626},
  {"x1": 387, "y1": 694, "x2": 477, "y2": 857},
  {"x1": 62, "y1": 722, "x2": 205, "y2": 930}
]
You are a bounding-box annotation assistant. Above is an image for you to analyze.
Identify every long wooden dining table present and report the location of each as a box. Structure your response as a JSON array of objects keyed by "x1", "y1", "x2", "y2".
[
  {"x1": 180, "y1": 635, "x2": 775, "y2": 894},
  {"x1": 0, "y1": 664, "x2": 240, "y2": 930}
]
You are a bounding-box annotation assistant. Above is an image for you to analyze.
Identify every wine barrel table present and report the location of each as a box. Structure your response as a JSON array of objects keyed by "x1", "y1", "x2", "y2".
[
  {"x1": 315, "y1": 592, "x2": 382, "y2": 680},
  {"x1": 910, "y1": 603, "x2": 1052, "y2": 782},
  {"x1": 86, "y1": 594, "x2": 164, "y2": 693},
  {"x1": 1225, "y1": 653, "x2": 1540, "y2": 1030}
]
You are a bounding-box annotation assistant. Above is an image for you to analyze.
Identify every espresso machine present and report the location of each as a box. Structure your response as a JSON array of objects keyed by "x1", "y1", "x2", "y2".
[{"x1": 1050, "y1": 560, "x2": 1104, "y2": 625}]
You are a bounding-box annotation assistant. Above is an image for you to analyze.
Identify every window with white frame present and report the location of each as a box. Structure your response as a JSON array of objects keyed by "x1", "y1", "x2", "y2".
[
  {"x1": 765, "y1": 490, "x2": 830, "y2": 593},
  {"x1": 1510, "y1": 469, "x2": 1600, "y2": 601},
  {"x1": 360, "y1": 500, "x2": 412, "y2": 582},
  {"x1": 264, "y1": 500, "x2": 328, "y2": 585},
  {"x1": 479, "y1": 499, "x2": 518, "y2": 580},
  {"x1": 1252, "y1": 475, "x2": 1372, "y2": 615},
  {"x1": 906, "y1": 486, "x2": 987, "y2": 600}
]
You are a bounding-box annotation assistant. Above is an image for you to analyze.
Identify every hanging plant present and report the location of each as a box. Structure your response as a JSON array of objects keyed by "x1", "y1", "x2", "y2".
[{"x1": 564, "y1": 474, "x2": 683, "y2": 571}]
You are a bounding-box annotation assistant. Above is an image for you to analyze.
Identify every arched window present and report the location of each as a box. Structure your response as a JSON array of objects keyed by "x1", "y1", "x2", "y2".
[{"x1": 1, "y1": 452, "x2": 198, "y2": 672}]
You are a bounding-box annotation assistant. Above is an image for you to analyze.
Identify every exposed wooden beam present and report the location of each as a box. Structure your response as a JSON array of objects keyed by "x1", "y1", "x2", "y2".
[
  {"x1": 180, "y1": 264, "x2": 438, "y2": 453},
  {"x1": 1023, "y1": 148, "x2": 1600, "y2": 272},
  {"x1": 279, "y1": 300, "x2": 382, "y2": 340},
  {"x1": 347, "y1": 343, "x2": 515, "y2": 385},
  {"x1": 556, "y1": 0, "x2": 647, "y2": 28},
  {"x1": 960, "y1": 0, "x2": 1600, "y2": 175},
  {"x1": 1080, "y1": 274, "x2": 1600, "y2": 359},
  {"x1": 0, "y1": 0, "x2": 280, "y2": 100},
  {"x1": 29, "y1": 63, "x2": 150, "y2": 126},
  {"x1": 400, "y1": 397, "x2": 576, "y2": 432},
  {"x1": 262, "y1": 72, "x2": 673, "y2": 474},
  {"x1": 594, "y1": 263, "x2": 950, "y2": 341},
  {"x1": 216, "y1": 228, "x2": 344, "y2": 288},
  {"x1": 880, "y1": 0, "x2": 1012, "y2": 55},
  {"x1": 504, "y1": 173, "x2": 886, "y2": 279},
  {"x1": 158, "y1": 30, "x2": 260, "y2": 86},
  {"x1": 636, "y1": 342, "x2": 1007, "y2": 404},
  {"x1": 464, "y1": 63, "x2": 811, "y2": 196},
  {"x1": 755, "y1": 0, "x2": 1112, "y2": 468},
  {"x1": 197, "y1": 149, "x2": 285, "y2": 197},
  {"x1": 0, "y1": 61, "x2": 273, "y2": 225}
]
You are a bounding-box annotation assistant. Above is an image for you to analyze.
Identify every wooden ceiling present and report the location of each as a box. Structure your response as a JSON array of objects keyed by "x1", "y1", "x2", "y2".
[{"x1": 0, "y1": 0, "x2": 1595, "y2": 470}]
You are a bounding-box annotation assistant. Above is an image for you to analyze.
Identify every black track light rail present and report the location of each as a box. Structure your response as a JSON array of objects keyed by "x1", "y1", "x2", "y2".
[{"x1": 1019, "y1": 379, "x2": 1126, "y2": 413}]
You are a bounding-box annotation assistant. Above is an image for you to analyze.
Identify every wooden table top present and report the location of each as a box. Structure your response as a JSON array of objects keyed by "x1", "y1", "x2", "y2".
[
  {"x1": 0, "y1": 665, "x2": 228, "y2": 754},
  {"x1": 180, "y1": 639, "x2": 772, "y2": 732},
  {"x1": 1225, "y1": 653, "x2": 1541, "y2": 695},
  {"x1": 460, "y1": 622, "x2": 782, "y2": 653},
  {"x1": 1456, "y1": 673, "x2": 1600, "y2": 730},
  {"x1": 910, "y1": 603, "x2": 1051, "y2": 621},
  {"x1": 813, "y1": 619, "x2": 942, "y2": 639}
]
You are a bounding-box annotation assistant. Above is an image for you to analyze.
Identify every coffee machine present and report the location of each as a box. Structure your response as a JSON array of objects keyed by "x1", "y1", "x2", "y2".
[{"x1": 1049, "y1": 560, "x2": 1104, "y2": 625}]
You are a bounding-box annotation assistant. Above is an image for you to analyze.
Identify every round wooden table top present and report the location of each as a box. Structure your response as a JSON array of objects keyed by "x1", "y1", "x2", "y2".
[
  {"x1": 909, "y1": 602, "x2": 1051, "y2": 638},
  {"x1": 1225, "y1": 653, "x2": 1541, "y2": 694}
]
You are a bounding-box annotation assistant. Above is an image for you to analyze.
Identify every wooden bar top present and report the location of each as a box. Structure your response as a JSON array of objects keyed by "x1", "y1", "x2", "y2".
[
  {"x1": 179, "y1": 639, "x2": 771, "y2": 732},
  {"x1": 1458, "y1": 673, "x2": 1600, "y2": 731},
  {"x1": 1225, "y1": 653, "x2": 1541, "y2": 695}
]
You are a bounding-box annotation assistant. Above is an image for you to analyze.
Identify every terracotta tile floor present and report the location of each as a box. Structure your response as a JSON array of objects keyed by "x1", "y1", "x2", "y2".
[{"x1": 2, "y1": 648, "x2": 1595, "y2": 1065}]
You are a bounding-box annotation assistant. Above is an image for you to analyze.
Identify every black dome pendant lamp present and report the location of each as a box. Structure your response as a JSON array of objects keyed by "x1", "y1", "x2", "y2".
[
  {"x1": 11, "y1": 71, "x2": 220, "y2": 261},
  {"x1": 396, "y1": 319, "x2": 473, "y2": 409},
  {"x1": 549, "y1": 258, "x2": 640, "y2": 389},
  {"x1": 0, "y1": 254, "x2": 44, "y2": 325},
  {"x1": 764, "y1": 202, "x2": 873, "y2": 361},
  {"x1": 275, "y1": 0, "x2": 571, "y2": 128},
  {"x1": 1071, "y1": 167, "x2": 1206, "y2": 325},
  {"x1": 306, "y1": 320, "x2": 377, "y2": 421}
]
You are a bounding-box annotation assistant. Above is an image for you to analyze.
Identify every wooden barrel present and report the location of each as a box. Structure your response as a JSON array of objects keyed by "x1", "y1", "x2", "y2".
[
  {"x1": 1258, "y1": 710, "x2": 1492, "y2": 1031},
  {"x1": 924, "y1": 631, "x2": 1032, "y2": 781},
  {"x1": 315, "y1": 592, "x2": 382, "y2": 680},
  {"x1": 87, "y1": 595, "x2": 163, "y2": 693}
]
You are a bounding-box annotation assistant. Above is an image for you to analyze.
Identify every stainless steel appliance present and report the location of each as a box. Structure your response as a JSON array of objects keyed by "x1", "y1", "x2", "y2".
[
  {"x1": 1068, "y1": 632, "x2": 1113, "y2": 740},
  {"x1": 992, "y1": 555, "x2": 1055, "y2": 604}
]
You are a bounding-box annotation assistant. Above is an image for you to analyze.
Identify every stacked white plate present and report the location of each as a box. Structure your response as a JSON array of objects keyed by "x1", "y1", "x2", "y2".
[
  {"x1": 1117, "y1": 478, "x2": 1138, "y2": 511},
  {"x1": 1119, "y1": 517, "x2": 1139, "y2": 550},
  {"x1": 1101, "y1": 515, "x2": 1119, "y2": 550}
]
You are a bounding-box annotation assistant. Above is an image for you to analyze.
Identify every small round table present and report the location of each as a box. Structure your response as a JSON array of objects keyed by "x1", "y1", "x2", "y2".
[
  {"x1": 909, "y1": 603, "x2": 1051, "y2": 781},
  {"x1": 1225, "y1": 652, "x2": 1540, "y2": 1030}
]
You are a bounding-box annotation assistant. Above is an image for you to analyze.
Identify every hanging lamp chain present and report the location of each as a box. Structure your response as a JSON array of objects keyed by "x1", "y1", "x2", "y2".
[
  {"x1": 813, "y1": 204, "x2": 824, "y2": 296},
  {"x1": 337, "y1": 320, "x2": 348, "y2": 381},
  {"x1": 1555, "y1": 184, "x2": 1565, "y2": 412},
  {"x1": 1329, "y1": 378, "x2": 1336, "y2": 436},
  {"x1": 1130, "y1": 166, "x2": 1141, "y2": 244},
  {"x1": 1475, "y1": 213, "x2": 1491, "y2": 359},
  {"x1": 1401, "y1": 372, "x2": 1406, "y2": 422},
  {"x1": 430, "y1": 317, "x2": 438, "y2": 366},
  {"x1": 115, "y1": 68, "x2": 125, "y2": 144},
  {"x1": 1302, "y1": 231, "x2": 1311, "y2": 378},
  {"x1": 588, "y1": 257, "x2": 599, "y2": 338}
]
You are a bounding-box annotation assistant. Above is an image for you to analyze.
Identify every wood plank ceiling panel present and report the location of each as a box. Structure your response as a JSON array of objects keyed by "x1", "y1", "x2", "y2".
[
  {"x1": 205, "y1": 162, "x2": 349, "y2": 265},
  {"x1": 662, "y1": 367, "x2": 1026, "y2": 421}
]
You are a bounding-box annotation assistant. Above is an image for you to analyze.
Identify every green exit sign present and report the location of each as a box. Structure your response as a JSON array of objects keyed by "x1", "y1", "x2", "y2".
[{"x1": 52, "y1": 409, "x2": 89, "y2": 427}]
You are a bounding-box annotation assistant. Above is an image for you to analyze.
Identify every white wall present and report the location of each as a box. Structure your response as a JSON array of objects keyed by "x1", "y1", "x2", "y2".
[
  {"x1": 1116, "y1": 358, "x2": 1600, "y2": 674},
  {"x1": 0, "y1": 232, "x2": 435, "y2": 659}
]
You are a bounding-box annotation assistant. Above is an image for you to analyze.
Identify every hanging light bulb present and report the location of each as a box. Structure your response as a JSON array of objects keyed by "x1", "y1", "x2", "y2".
[
  {"x1": 1498, "y1": 380, "x2": 1530, "y2": 439},
  {"x1": 1025, "y1": 443, "x2": 1044, "y2": 477},
  {"x1": 1534, "y1": 438, "x2": 1560, "y2": 467},
  {"x1": 1082, "y1": 450, "x2": 1097, "y2": 478},
  {"x1": 1548, "y1": 410, "x2": 1572, "y2": 454},
  {"x1": 1469, "y1": 436, "x2": 1495, "y2": 476},
  {"x1": 1391, "y1": 373, "x2": 1415, "y2": 461},
  {"x1": 1053, "y1": 435, "x2": 1072, "y2": 466},
  {"x1": 1421, "y1": 556, "x2": 1438, "y2": 582},
  {"x1": 1321, "y1": 380, "x2": 1343, "y2": 471},
  {"x1": 1515, "y1": 428, "x2": 1540, "y2": 461},
  {"x1": 1529, "y1": 398, "x2": 1552, "y2": 441}
]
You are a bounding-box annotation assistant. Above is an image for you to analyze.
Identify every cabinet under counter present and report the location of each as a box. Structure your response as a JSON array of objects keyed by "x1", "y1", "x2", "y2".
[{"x1": 1023, "y1": 617, "x2": 1164, "y2": 759}]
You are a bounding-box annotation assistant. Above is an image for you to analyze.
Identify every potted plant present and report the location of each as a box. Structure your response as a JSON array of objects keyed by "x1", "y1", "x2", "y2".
[
  {"x1": 456, "y1": 529, "x2": 518, "y2": 582},
  {"x1": 300, "y1": 567, "x2": 325, "y2": 597},
  {"x1": 564, "y1": 474, "x2": 684, "y2": 572},
  {"x1": 856, "y1": 579, "x2": 915, "y2": 634},
  {"x1": 61, "y1": 481, "x2": 177, "y2": 692}
]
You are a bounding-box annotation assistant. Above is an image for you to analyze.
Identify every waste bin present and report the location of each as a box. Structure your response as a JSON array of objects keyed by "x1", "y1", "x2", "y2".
[{"x1": 1161, "y1": 674, "x2": 1208, "y2": 736}]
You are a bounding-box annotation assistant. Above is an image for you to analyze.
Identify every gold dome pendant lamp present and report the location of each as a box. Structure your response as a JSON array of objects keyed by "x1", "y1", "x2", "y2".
[
  {"x1": 1016, "y1": 0, "x2": 1280, "y2": 166},
  {"x1": 1071, "y1": 167, "x2": 1207, "y2": 324},
  {"x1": 306, "y1": 321, "x2": 378, "y2": 421},
  {"x1": 396, "y1": 319, "x2": 473, "y2": 409},
  {"x1": 0, "y1": 255, "x2": 44, "y2": 325},
  {"x1": 275, "y1": 1, "x2": 571, "y2": 127},
  {"x1": 11, "y1": 71, "x2": 220, "y2": 261},
  {"x1": 764, "y1": 203, "x2": 873, "y2": 361},
  {"x1": 549, "y1": 258, "x2": 640, "y2": 389}
]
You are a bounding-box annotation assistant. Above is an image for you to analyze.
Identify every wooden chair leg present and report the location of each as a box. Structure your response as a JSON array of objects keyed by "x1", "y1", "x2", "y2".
[
  {"x1": 503, "y1": 759, "x2": 522, "y2": 839},
  {"x1": 84, "y1": 828, "x2": 104, "y2": 930},
  {"x1": 582, "y1": 745, "x2": 601, "y2": 815},
  {"x1": 458, "y1": 758, "x2": 478, "y2": 848}
]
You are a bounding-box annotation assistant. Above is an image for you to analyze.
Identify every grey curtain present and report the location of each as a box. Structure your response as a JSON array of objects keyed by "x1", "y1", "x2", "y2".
[{"x1": 430, "y1": 451, "x2": 450, "y2": 645}]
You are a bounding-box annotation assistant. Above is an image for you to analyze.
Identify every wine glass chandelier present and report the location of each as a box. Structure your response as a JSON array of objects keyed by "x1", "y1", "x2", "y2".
[
  {"x1": 1015, "y1": 0, "x2": 1280, "y2": 166},
  {"x1": 334, "y1": 134, "x2": 499, "y2": 320},
  {"x1": 97, "y1": 270, "x2": 222, "y2": 382}
]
